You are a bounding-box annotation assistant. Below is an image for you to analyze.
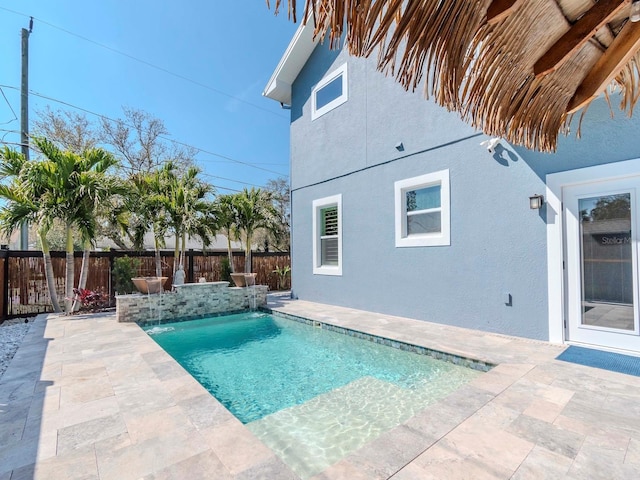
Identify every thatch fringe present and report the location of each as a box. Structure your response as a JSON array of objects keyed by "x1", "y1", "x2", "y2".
[
  {"x1": 269, "y1": 0, "x2": 640, "y2": 152},
  {"x1": 613, "y1": 52, "x2": 640, "y2": 117}
]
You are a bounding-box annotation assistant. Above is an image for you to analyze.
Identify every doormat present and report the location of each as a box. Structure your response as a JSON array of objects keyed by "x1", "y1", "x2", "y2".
[{"x1": 556, "y1": 346, "x2": 640, "y2": 377}]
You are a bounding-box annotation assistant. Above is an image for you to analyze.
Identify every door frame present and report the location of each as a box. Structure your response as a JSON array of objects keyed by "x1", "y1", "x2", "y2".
[
  {"x1": 564, "y1": 181, "x2": 639, "y2": 348},
  {"x1": 546, "y1": 158, "x2": 640, "y2": 346}
]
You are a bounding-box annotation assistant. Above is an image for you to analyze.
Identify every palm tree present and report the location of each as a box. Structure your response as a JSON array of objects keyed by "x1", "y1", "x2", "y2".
[
  {"x1": 0, "y1": 146, "x2": 62, "y2": 312},
  {"x1": 160, "y1": 162, "x2": 214, "y2": 273},
  {"x1": 233, "y1": 188, "x2": 280, "y2": 273},
  {"x1": 212, "y1": 194, "x2": 240, "y2": 273},
  {"x1": 34, "y1": 138, "x2": 119, "y2": 313},
  {"x1": 128, "y1": 170, "x2": 170, "y2": 277},
  {"x1": 71, "y1": 151, "x2": 121, "y2": 310}
]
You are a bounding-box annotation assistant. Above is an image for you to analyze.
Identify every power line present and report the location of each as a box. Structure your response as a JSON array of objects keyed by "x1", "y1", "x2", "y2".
[
  {"x1": 199, "y1": 172, "x2": 262, "y2": 188},
  {"x1": 211, "y1": 185, "x2": 242, "y2": 193},
  {"x1": 1, "y1": 130, "x2": 18, "y2": 143},
  {"x1": 0, "y1": 135, "x2": 242, "y2": 192},
  {"x1": 0, "y1": 87, "x2": 18, "y2": 125},
  {"x1": 0, "y1": 141, "x2": 25, "y2": 148},
  {"x1": 0, "y1": 133, "x2": 253, "y2": 193},
  {"x1": 0, "y1": 6, "x2": 288, "y2": 120},
  {"x1": 166, "y1": 136, "x2": 287, "y2": 176},
  {"x1": 32, "y1": 88, "x2": 288, "y2": 176},
  {"x1": 0, "y1": 84, "x2": 289, "y2": 177},
  {"x1": 0, "y1": 128, "x2": 267, "y2": 191}
]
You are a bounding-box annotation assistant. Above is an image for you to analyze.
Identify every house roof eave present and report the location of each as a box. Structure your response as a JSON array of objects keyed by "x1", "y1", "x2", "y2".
[{"x1": 263, "y1": 21, "x2": 317, "y2": 105}]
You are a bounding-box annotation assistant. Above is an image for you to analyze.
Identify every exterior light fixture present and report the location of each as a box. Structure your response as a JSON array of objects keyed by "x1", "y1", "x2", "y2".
[
  {"x1": 632, "y1": 1, "x2": 640, "y2": 22},
  {"x1": 395, "y1": 142, "x2": 404, "y2": 152},
  {"x1": 529, "y1": 194, "x2": 544, "y2": 210},
  {"x1": 480, "y1": 137, "x2": 501, "y2": 153}
]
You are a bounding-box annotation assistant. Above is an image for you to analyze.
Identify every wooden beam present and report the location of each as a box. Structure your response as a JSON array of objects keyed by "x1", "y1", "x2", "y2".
[
  {"x1": 568, "y1": 20, "x2": 640, "y2": 113},
  {"x1": 486, "y1": 0, "x2": 524, "y2": 25},
  {"x1": 534, "y1": 0, "x2": 628, "y2": 77}
]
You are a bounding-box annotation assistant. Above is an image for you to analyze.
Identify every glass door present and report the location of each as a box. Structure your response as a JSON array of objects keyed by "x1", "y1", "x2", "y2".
[{"x1": 565, "y1": 179, "x2": 640, "y2": 352}]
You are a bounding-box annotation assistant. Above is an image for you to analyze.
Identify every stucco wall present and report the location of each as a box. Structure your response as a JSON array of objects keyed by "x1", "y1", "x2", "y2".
[{"x1": 288, "y1": 42, "x2": 640, "y2": 341}]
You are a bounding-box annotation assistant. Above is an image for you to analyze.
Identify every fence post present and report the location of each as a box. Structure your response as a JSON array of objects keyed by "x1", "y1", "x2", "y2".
[
  {"x1": 108, "y1": 250, "x2": 114, "y2": 298},
  {"x1": 187, "y1": 249, "x2": 194, "y2": 283},
  {"x1": 1, "y1": 248, "x2": 9, "y2": 320}
]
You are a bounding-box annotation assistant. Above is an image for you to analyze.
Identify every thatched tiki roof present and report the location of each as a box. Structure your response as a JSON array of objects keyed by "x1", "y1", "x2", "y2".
[{"x1": 269, "y1": 0, "x2": 640, "y2": 152}]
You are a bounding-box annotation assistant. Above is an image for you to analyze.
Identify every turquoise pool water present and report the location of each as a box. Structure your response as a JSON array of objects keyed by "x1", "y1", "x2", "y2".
[{"x1": 144, "y1": 312, "x2": 480, "y2": 478}]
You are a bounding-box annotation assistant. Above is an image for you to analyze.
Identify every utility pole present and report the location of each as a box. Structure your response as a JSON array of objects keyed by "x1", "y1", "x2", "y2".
[{"x1": 19, "y1": 18, "x2": 33, "y2": 250}]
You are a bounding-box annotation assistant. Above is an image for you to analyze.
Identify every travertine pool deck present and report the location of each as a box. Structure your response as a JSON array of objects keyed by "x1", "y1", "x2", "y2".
[{"x1": 3, "y1": 295, "x2": 640, "y2": 479}]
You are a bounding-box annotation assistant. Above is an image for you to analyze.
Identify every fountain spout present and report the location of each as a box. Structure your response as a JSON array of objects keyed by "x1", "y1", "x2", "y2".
[{"x1": 132, "y1": 277, "x2": 168, "y2": 294}]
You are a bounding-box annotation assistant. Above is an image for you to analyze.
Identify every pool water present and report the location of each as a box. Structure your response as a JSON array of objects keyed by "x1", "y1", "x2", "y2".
[{"x1": 144, "y1": 312, "x2": 481, "y2": 478}]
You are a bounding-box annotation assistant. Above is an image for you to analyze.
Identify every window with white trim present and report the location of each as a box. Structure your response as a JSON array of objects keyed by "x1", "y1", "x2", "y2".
[
  {"x1": 312, "y1": 194, "x2": 342, "y2": 275},
  {"x1": 311, "y1": 64, "x2": 348, "y2": 120},
  {"x1": 395, "y1": 170, "x2": 450, "y2": 247}
]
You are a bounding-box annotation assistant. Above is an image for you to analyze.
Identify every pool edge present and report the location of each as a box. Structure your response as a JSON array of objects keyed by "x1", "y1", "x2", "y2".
[{"x1": 262, "y1": 307, "x2": 495, "y2": 373}]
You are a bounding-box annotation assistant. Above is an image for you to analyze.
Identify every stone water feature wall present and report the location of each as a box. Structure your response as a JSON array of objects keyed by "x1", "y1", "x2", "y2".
[{"x1": 116, "y1": 281, "x2": 268, "y2": 324}]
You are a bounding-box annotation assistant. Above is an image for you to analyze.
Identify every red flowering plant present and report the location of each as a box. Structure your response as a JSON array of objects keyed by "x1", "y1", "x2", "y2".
[{"x1": 72, "y1": 288, "x2": 111, "y2": 312}]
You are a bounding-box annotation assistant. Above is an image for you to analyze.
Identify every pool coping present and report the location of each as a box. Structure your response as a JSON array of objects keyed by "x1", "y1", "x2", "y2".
[
  {"x1": 4, "y1": 298, "x2": 640, "y2": 478},
  {"x1": 264, "y1": 308, "x2": 495, "y2": 373},
  {"x1": 137, "y1": 308, "x2": 251, "y2": 327}
]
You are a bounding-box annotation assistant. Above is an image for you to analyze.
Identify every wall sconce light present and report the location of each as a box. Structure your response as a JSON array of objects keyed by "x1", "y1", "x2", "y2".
[
  {"x1": 631, "y1": 0, "x2": 640, "y2": 22},
  {"x1": 395, "y1": 142, "x2": 404, "y2": 152},
  {"x1": 529, "y1": 194, "x2": 544, "y2": 210}
]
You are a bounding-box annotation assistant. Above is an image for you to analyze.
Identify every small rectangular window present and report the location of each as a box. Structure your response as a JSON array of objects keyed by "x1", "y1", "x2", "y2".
[
  {"x1": 313, "y1": 194, "x2": 342, "y2": 275},
  {"x1": 406, "y1": 185, "x2": 442, "y2": 235},
  {"x1": 311, "y1": 64, "x2": 348, "y2": 120},
  {"x1": 395, "y1": 170, "x2": 450, "y2": 247},
  {"x1": 316, "y1": 77, "x2": 343, "y2": 111}
]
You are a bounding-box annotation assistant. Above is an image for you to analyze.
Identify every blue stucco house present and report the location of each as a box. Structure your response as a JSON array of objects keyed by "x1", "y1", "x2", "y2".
[{"x1": 263, "y1": 23, "x2": 640, "y2": 354}]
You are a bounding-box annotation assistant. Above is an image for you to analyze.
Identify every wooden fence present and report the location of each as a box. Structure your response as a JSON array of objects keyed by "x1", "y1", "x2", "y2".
[{"x1": 0, "y1": 249, "x2": 290, "y2": 318}]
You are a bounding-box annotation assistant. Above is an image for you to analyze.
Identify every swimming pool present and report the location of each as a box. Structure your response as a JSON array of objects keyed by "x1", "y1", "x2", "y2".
[{"x1": 144, "y1": 311, "x2": 482, "y2": 478}]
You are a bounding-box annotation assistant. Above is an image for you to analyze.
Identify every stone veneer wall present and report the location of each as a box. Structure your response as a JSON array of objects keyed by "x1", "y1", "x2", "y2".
[{"x1": 116, "y1": 282, "x2": 268, "y2": 324}]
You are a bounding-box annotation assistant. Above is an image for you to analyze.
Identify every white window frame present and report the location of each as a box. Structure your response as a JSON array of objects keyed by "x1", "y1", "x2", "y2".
[
  {"x1": 311, "y1": 64, "x2": 348, "y2": 120},
  {"x1": 312, "y1": 194, "x2": 343, "y2": 275},
  {"x1": 395, "y1": 170, "x2": 450, "y2": 247}
]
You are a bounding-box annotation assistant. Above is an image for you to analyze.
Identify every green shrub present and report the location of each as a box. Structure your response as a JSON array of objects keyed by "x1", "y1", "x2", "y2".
[
  {"x1": 113, "y1": 256, "x2": 141, "y2": 294},
  {"x1": 219, "y1": 256, "x2": 232, "y2": 283},
  {"x1": 272, "y1": 265, "x2": 291, "y2": 290}
]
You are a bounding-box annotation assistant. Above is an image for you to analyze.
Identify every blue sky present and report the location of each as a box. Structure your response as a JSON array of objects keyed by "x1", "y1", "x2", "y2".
[{"x1": 0, "y1": 1, "x2": 298, "y2": 193}]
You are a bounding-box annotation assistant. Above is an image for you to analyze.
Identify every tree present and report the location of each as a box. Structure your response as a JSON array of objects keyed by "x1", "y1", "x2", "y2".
[
  {"x1": 33, "y1": 220, "x2": 82, "y2": 251},
  {"x1": 71, "y1": 154, "x2": 122, "y2": 311},
  {"x1": 101, "y1": 107, "x2": 196, "y2": 175},
  {"x1": 233, "y1": 188, "x2": 280, "y2": 273},
  {"x1": 33, "y1": 107, "x2": 131, "y2": 250},
  {"x1": 255, "y1": 176, "x2": 290, "y2": 252},
  {"x1": 160, "y1": 162, "x2": 214, "y2": 271},
  {"x1": 0, "y1": 146, "x2": 62, "y2": 312},
  {"x1": 33, "y1": 137, "x2": 119, "y2": 313},
  {"x1": 127, "y1": 170, "x2": 170, "y2": 277},
  {"x1": 590, "y1": 195, "x2": 631, "y2": 221},
  {"x1": 33, "y1": 107, "x2": 100, "y2": 153},
  {"x1": 212, "y1": 194, "x2": 240, "y2": 273}
]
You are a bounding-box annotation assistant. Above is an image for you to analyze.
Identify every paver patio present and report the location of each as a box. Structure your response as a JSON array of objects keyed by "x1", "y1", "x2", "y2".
[{"x1": 2, "y1": 294, "x2": 640, "y2": 479}]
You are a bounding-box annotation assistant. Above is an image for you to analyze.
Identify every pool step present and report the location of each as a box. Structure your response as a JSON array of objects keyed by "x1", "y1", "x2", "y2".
[{"x1": 246, "y1": 376, "x2": 423, "y2": 479}]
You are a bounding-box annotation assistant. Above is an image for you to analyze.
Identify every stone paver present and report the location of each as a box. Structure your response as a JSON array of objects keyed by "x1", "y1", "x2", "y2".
[{"x1": 2, "y1": 297, "x2": 640, "y2": 478}]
